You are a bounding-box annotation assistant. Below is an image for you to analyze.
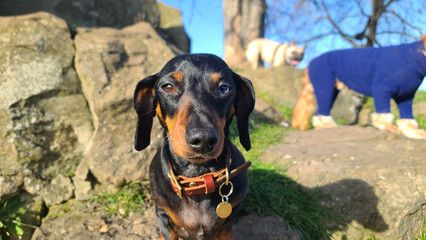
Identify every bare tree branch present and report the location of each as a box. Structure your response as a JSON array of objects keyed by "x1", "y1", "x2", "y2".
[
  {"x1": 303, "y1": 30, "x2": 335, "y2": 44},
  {"x1": 320, "y1": 0, "x2": 361, "y2": 47},
  {"x1": 354, "y1": 0, "x2": 369, "y2": 17},
  {"x1": 266, "y1": 0, "x2": 423, "y2": 57},
  {"x1": 376, "y1": 31, "x2": 420, "y2": 39},
  {"x1": 387, "y1": 9, "x2": 423, "y2": 35}
]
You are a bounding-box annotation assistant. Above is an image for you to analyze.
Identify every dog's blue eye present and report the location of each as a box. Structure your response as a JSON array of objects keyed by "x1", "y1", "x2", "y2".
[
  {"x1": 218, "y1": 85, "x2": 230, "y2": 95},
  {"x1": 162, "y1": 83, "x2": 176, "y2": 93}
]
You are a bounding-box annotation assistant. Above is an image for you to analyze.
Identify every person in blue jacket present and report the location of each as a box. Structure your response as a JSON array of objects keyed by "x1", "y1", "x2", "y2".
[{"x1": 292, "y1": 36, "x2": 426, "y2": 139}]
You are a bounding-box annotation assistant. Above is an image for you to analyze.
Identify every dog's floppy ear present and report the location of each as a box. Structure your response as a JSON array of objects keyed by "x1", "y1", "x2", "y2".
[
  {"x1": 134, "y1": 74, "x2": 158, "y2": 151},
  {"x1": 232, "y1": 71, "x2": 255, "y2": 151}
]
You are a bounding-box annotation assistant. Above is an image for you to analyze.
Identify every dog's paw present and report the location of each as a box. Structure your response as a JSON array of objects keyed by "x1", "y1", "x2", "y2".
[
  {"x1": 396, "y1": 119, "x2": 426, "y2": 139},
  {"x1": 312, "y1": 115, "x2": 337, "y2": 129},
  {"x1": 370, "y1": 113, "x2": 400, "y2": 133}
]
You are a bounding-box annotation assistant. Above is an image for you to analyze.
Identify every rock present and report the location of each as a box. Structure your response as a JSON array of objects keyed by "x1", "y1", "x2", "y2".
[
  {"x1": 0, "y1": 175, "x2": 23, "y2": 198},
  {"x1": 0, "y1": 0, "x2": 191, "y2": 53},
  {"x1": 72, "y1": 177, "x2": 92, "y2": 201},
  {"x1": 0, "y1": 12, "x2": 76, "y2": 109},
  {"x1": 241, "y1": 67, "x2": 304, "y2": 108},
  {"x1": 74, "y1": 22, "x2": 174, "y2": 186},
  {"x1": 0, "y1": 12, "x2": 93, "y2": 200},
  {"x1": 157, "y1": 1, "x2": 191, "y2": 53},
  {"x1": 252, "y1": 98, "x2": 285, "y2": 124},
  {"x1": 41, "y1": 174, "x2": 75, "y2": 207},
  {"x1": 20, "y1": 193, "x2": 47, "y2": 240},
  {"x1": 330, "y1": 89, "x2": 365, "y2": 124},
  {"x1": 262, "y1": 126, "x2": 426, "y2": 239},
  {"x1": 24, "y1": 176, "x2": 47, "y2": 195},
  {"x1": 0, "y1": 0, "x2": 160, "y2": 29}
]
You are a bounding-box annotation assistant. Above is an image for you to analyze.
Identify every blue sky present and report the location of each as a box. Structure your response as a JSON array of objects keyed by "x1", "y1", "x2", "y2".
[
  {"x1": 159, "y1": 0, "x2": 425, "y2": 91},
  {"x1": 159, "y1": 0, "x2": 224, "y2": 56}
]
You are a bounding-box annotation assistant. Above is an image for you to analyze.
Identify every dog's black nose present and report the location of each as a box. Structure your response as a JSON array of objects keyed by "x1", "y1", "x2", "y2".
[{"x1": 186, "y1": 128, "x2": 218, "y2": 154}]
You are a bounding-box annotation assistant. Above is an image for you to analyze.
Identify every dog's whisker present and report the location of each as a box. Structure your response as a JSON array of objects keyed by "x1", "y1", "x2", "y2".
[{"x1": 155, "y1": 136, "x2": 168, "y2": 148}]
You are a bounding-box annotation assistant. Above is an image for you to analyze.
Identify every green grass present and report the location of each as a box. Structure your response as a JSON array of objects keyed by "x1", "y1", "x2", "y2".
[
  {"x1": 278, "y1": 105, "x2": 294, "y2": 120},
  {"x1": 0, "y1": 197, "x2": 26, "y2": 240},
  {"x1": 91, "y1": 181, "x2": 151, "y2": 217},
  {"x1": 356, "y1": 90, "x2": 426, "y2": 110},
  {"x1": 415, "y1": 116, "x2": 426, "y2": 130},
  {"x1": 415, "y1": 219, "x2": 426, "y2": 240},
  {"x1": 257, "y1": 90, "x2": 294, "y2": 120},
  {"x1": 413, "y1": 90, "x2": 426, "y2": 104},
  {"x1": 230, "y1": 121, "x2": 287, "y2": 160},
  {"x1": 229, "y1": 120, "x2": 336, "y2": 239}
]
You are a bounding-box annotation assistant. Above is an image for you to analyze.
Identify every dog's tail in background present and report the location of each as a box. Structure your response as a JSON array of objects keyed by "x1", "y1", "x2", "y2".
[{"x1": 292, "y1": 69, "x2": 316, "y2": 130}]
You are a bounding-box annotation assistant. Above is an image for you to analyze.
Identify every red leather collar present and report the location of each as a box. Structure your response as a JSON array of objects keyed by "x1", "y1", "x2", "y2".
[{"x1": 168, "y1": 156, "x2": 251, "y2": 198}]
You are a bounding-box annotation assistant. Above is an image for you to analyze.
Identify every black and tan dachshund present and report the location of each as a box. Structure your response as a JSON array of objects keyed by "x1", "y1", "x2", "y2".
[{"x1": 133, "y1": 54, "x2": 255, "y2": 240}]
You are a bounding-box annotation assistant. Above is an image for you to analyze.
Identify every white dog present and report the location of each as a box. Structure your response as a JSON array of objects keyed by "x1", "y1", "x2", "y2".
[{"x1": 245, "y1": 38, "x2": 305, "y2": 69}]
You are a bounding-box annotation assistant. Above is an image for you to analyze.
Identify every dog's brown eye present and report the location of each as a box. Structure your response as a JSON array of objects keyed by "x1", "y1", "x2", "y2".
[
  {"x1": 162, "y1": 83, "x2": 176, "y2": 93},
  {"x1": 218, "y1": 84, "x2": 231, "y2": 95}
]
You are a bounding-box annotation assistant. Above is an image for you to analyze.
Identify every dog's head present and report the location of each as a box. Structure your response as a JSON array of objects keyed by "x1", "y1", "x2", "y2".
[
  {"x1": 285, "y1": 40, "x2": 305, "y2": 67},
  {"x1": 133, "y1": 54, "x2": 255, "y2": 163}
]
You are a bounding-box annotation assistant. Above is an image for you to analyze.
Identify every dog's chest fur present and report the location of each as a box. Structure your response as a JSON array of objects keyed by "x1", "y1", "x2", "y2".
[{"x1": 174, "y1": 198, "x2": 221, "y2": 239}]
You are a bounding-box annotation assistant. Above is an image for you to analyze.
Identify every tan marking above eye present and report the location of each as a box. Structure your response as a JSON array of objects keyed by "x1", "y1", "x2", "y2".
[
  {"x1": 211, "y1": 72, "x2": 221, "y2": 82},
  {"x1": 172, "y1": 72, "x2": 183, "y2": 82}
]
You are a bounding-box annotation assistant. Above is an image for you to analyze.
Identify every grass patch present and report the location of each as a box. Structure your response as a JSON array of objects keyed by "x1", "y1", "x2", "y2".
[
  {"x1": 230, "y1": 67, "x2": 244, "y2": 73},
  {"x1": 413, "y1": 90, "x2": 426, "y2": 104},
  {"x1": 90, "y1": 181, "x2": 151, "y2": 217},
  {"x1": 278, "y1": 105, "x2": 294, "y2": 120},
  {"x1": 230, "y1": 121, "x2": 287, "y2": 160},
  {"x1": 244, "y1": 162, "x2": 335, "y2": 239},
  {"x1": 415, "y1": 116, "x2": 426, "y2": 130},
  {"x1": 230, "y1": 120, "x2": 335, "y2": 239},
  {"x1": 0, "y1": 197, "x2": 26, "y2": 240},
  {"x1": 256, "y1": 91, "x2": 273, "y2": 104},
  {"x1": 415, "y1": 219, "x2": 426, "y2": 240},
  {"x1": 257, "y1": 90, "x2": 294, "y2": 119}
]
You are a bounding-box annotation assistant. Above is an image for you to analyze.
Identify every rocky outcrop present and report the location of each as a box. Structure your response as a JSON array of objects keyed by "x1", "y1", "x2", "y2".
[
  {"x1": 0, "y1": 0, "x2": 160, "y2": 29},
  {"x1": 0, "y1": 0, "x2": 190, "y2": 53},
  {"x1": 0, "y1": 11, "x2": 176, "y2": 239}
]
